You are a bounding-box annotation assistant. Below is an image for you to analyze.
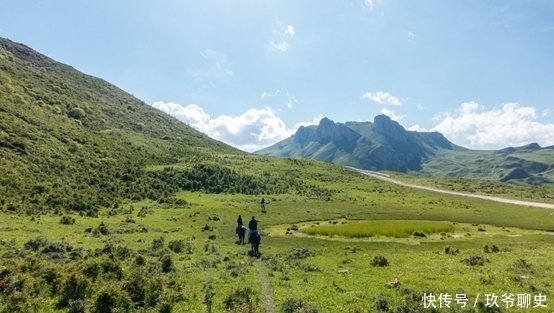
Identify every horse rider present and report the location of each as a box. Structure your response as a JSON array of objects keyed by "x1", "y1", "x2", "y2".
[
  {"x1": 237, "y1": 215, "x2": 243, "y2": 226},
  {"x1": 261, "y1": 198, "x2": 266, "y2": 212},
  {"x1": 248, "y1": 216, "x2": 258, "y2": 243}
]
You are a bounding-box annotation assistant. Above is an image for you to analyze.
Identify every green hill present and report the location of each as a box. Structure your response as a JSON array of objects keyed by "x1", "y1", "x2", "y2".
[
  {"x1": 256, "y1": 115, "x2": 554, "y2": 185},
  {"x1": 0, "y1": 37, "x2": 244, "y2": 214}
]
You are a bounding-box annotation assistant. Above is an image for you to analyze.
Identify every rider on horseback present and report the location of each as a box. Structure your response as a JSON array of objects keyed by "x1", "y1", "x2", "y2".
[{"x1": 248, "y1": 216, "x2": 259, "y2": 243}]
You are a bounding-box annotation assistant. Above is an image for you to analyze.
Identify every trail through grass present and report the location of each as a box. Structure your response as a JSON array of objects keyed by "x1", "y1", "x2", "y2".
[{"x1": 256, "y1": 259, "x2": 275, "y2": 313}]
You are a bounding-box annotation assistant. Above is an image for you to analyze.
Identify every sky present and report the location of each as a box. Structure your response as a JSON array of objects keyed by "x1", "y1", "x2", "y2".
[{"x1": 1, "y1": 0, "x2": 554, "y2": 152}]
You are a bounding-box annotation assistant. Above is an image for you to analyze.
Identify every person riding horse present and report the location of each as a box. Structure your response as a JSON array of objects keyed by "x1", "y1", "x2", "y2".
[
  {"x1": 248, "y1": 216, "x2": 261, "y2": 256},
  {"x1": 235, "y1": 215, "x2": 246, "y2": 244}
]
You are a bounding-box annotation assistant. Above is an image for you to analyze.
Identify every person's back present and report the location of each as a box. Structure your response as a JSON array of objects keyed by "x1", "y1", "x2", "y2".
[
  {"x1": 237, "y1": 215, "x2": 243, "y2": 226},
  {"x1": 248, "y1": 217, "x2": 258, "y2": 231}
]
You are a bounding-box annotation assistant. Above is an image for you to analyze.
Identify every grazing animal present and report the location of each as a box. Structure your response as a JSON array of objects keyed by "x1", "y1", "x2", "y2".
[
  {"x1": 236, "y1": 225, "x2": 247, "y2": 244},
  {"x1": 249, "y1": 230, "x2": 261, "y2": 257}
]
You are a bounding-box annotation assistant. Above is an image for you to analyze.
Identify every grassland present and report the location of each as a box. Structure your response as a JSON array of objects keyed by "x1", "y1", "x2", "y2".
[
  {"x1": 300, "y1": 220, "x2": 455, "y2": 238},
  {"x1": 385, "y1": 171, "x2": 554, "y2": 204},
  {"x1": 2, "y1": 155, "x2": 554, "y2": 312}
]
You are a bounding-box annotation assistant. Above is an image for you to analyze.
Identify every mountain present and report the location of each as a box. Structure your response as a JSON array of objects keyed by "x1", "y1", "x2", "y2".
[
  {"x1": 0, "y1": 37, "x2": 245, "y2": 213},
  {"x1": 255, "y1": 115, "x2": 554, "y2": 185}
]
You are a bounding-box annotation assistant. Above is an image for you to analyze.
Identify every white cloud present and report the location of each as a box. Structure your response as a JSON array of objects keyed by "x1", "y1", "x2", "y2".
[
  {"x1": 365, "y1": 0, "x2": 374, "y2": 11},
  {"x1": 151, "y1": 101, "x2": 322, "y2": 152},
  {"x1": 380, "y1": 107, "x2": 405, "y2": 121},
  {"x1": 408, "y1": 31, "x2": 415, "y2": 38},
  {"x1": 260, "y1": 90, "x2": 297, "y2": 109},
  {"x1": 362, "y1": 91, "x2": 403, "y2": 106},
  {"x1": 407, "y1": 124, "x2": 428, "y2": 132},
  {"x1": 417, "y1": 103, "x2": 424, "y2": 110},
  {"x1": 542, "y1": 109, "x2": 549, "y2": 117},
  {"x1": 430, "y1": 102, "x2": 554, "y2": 148},
  {"x1": 270, "y1": 40, "x2": 289, "y2": 51},
  {"x1": 285, "y1": 25, "x2": 295, "y2": 37}
]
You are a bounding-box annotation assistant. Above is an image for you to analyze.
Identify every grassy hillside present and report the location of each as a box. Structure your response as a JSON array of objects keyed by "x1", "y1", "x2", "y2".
[{"x1": 0, "y1": 37, "x2": 243, "y2": 215}]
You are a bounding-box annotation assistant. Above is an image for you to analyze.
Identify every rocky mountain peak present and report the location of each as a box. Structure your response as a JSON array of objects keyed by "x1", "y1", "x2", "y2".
[
  {"x1": 372, "y1": 114, "x2": 410, "y2": 143},
  {"x1": 293, "y1": 117, "x2": 360, "y2": 145}
]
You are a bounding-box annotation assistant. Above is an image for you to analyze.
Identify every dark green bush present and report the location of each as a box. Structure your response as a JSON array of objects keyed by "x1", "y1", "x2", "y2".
[
  {"x1": 60, "y1": 215, "x2": 76, "y2": 225},
  {"x1": 223, "y1": 286, "x2": 258, "y2": 312},
  {"x1": 371, "y1": 255, "x2": 389, "y2": 267},
  {"x1": 57, "y1": 274, "x2": 90, "y2": 308},
  {"x1": 280, "y1": 298, "x2": 319, "y2": 313}
]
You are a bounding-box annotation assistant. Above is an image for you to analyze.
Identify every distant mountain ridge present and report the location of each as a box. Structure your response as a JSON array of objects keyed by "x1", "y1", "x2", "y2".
[{"x1": 256, "y1": 115, "x2": 554, "y2": 185}]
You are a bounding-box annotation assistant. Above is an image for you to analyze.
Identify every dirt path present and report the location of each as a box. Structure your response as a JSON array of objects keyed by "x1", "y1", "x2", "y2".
[
  {"x1": 347, "y1": 167, "x2": 554, "y2": 210},
  {"x1": 256, "y1": 259, "x2": 275, "y2": 313}
]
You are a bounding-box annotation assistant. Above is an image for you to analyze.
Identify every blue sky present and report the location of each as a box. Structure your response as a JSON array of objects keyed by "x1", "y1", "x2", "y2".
[{"x1": 2, "y1": 0, "x2": 554, "y2": 151}]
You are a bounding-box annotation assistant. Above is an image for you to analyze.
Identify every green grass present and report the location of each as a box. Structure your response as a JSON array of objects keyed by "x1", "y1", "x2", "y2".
[{"x1": 301, "y1": 220, "x2": 455, "y2": 238}]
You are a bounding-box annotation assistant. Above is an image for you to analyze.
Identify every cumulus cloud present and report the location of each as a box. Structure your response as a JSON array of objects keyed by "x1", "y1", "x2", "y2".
[
  {"x1": 151, "y1": 101, "x2": 322, "y2": 152},
  {"x1": 362, "y1": 91, "x2": 403, "y2": 106},
  {"x1": 417, "y1": 103, "x2": 424, "y2": 110},
  {"x1": 380, "y1": 107, "x2": 405, "y2": 121},
  {"x1": 430, "y1": 102, "x2": 554, "y2": 149},
  {"x1": 408, "y1": 31, "x2": 416, "y2": 38},
  {"x1": 406, "y1": 124, "x2": 428, "y2": 132}
]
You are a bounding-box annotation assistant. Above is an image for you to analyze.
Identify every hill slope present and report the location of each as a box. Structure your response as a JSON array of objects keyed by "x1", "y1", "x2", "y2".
[
  {"x1": 0, "y1": 37, "x2": 244, "y2": 214},
  {"x1": 256, "y1": 115, "x2": 554, "y2": 185}
]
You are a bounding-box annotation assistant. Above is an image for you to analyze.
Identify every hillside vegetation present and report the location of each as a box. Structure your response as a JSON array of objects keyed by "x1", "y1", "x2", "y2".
[{"x1": 0, "y1": 37, "x2": 242, "y2": 215}]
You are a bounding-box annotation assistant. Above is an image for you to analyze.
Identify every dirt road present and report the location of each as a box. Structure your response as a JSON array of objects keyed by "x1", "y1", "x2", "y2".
[
  {"x1": 256, "y1": 259, "x2": 275, "y2": 313},
  {"x1": 346, "y1": 167, "x2": 554, "y2": 210}
]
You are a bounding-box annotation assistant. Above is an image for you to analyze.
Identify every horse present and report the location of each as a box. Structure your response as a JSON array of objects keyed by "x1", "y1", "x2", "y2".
[
  {"x1": 236, "y1": 225, "x2": 247, "y2": 244},
  {"x1": 248, "y1": 231, "x2": 261, "y2": 257}
]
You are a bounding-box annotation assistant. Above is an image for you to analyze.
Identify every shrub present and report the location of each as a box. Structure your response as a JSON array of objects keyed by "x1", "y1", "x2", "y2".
[
  {"x1": 287, "y1": 248, "x2": 316, "y2": 260},
  {"x1": 161, "y1": 254, "x2": 175, "y2": 273},
  {"x1": 223, "y1": 286, "x2": 258, "y2": 312},
  {"x1": 68, "y1": 107, "x2": 85, "y2": 119},
  {"x1": 24, "y1": 237, "x2": 49, "y2": 251},
  {"x1": 57, "y1": 274, "x2": 90, "y2": 308},
  {"x1": 152, "y1": 237, "x2": 165, "y2": 250},
  {"x1": 94, "y1": 286, "x2": 132, "y2": 313},
  {"x1": 124, "y1": 269, "x2": 163, "y2": 308},
  {"x1": 374, "y1": 295, "x2": 390, "y2": 311},
  {"x1": 135, "y1": 255, "x2": 146, "y2": 266},
  {"x1": 371, "y1": 255, "x2": 389, "y2": 267},
  {"x1": 60, "y1": 216, "x2": 76, "y2": 225},
  {"x1": 513, "y1": 259, "x2": 532, "y2": 271},
  {"x1": 168, "y1": 240, "x2": 185, "y2": 253},
  {"x1": 462, "y1": 255, "x2": 486, "y2": 266},
  {"x1": 280, "y1": 298, "x2": 319, "y2": 313}
]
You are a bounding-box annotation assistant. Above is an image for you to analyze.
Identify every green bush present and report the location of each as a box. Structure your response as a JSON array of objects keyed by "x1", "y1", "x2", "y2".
[
  {"x1": 68, "y1": 107, "x2": 85, "y2": 119},
  {"x1": 57, "y1": 274, "x2": 90, "y2": 308},
  {"x1": 223, "y1": 286, "x2": 258, "y2": 312},
  {"x1": 371, "y1": 255, "x2": 389, "y2": 267},
  {"x1": 94, "y1": 286, "x2": 132, "y2": 313},
  {"x1": 168, "y1": 240, "x2": 185, "y2": 253},
  {"x1": 280, "y1": 298, "x2": 319, "y2": 313},
  {"x1": 60, "y1": 215, "x2": 76, "y2": 225},
  {"x1": 161, "y1": 254, "x2": 175, "y2": 273}
]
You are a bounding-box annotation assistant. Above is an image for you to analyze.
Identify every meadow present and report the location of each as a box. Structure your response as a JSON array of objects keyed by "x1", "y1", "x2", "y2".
[
  {"x1": 300, "y1": 220, "x2": 455, "y2": 238},
  {"x1": 2, "y1": 157, "x2": 554, "y2": 312}
]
